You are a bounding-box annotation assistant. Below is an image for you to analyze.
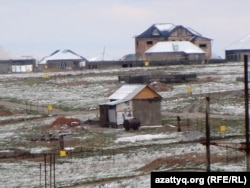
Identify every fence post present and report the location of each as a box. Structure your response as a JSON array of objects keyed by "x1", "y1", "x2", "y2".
[{"x1": 44, "y1": 154, "x2": 47, "y2": 188}]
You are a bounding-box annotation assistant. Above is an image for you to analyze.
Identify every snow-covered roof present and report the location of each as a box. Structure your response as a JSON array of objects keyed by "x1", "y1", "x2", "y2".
[
  {"x1": 145, "y1": 41, "x2": 205, "y2": 54},
  {"x1": 119, "y1": 54, "x2": 136, "y2": 61},
  {"x1": 39, "y1": 49, "x2": 87, "y2": 64},
  {"x1": 109, "y1": 84, "x2": 154, "y2": 101},
  {"x1": 135, "y1": 23, "x2": 203, "y2": 38},
  {"x1": 226, "y1": 35, "x2": 250, "y2": 50},
  {"x1": 87, "y1": 53, "x2": 116, "y2": 62}
]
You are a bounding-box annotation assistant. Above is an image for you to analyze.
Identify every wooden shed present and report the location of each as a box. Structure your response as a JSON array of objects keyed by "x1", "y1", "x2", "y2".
[{"x1": 99, "y1": 84, "x2": 162, "y2": 127}]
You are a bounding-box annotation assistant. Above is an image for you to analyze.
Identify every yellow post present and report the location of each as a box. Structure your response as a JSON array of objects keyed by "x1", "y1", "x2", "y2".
[
  {"x1": 47, "y1": 105, "x2": 53, "y2": 116},
  {"x1": 60, "y1": 150, "x2": 66, "y2": 157},
  {"x1": 47, "y1": 105, "x2": 53, "y2": 111},
  {"x1": 144, "y1": 61, "x2": 149, "y2": 66},
  {"x1": 220, "y1": 125, "x2": 226, "y2": 132},
  {"x1": 44, "y1": 73, "x2": 49, "y2": 79},
  {"x1": 186, "y1": 84, "x2": 192, "y2": 95}
]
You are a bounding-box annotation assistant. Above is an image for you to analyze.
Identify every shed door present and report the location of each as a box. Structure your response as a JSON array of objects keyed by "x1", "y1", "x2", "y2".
[{"x1": 108, "y1": 105, "x2": 116, "y2": 123}]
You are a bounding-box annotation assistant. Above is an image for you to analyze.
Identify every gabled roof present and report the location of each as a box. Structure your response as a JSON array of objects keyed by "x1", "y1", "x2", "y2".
[
  {"x1": 145, "y1": 41, "x2": 205, "y2": 54},
  {"x1": 39, "y1": 49, "x2": 88, "y2": 64},
  {"x1": 108, "y1": 84, "x2": 161, "y2": 101},
  {"x1": 135, "y1": 23, "x2": 203, "y2": 38},
  {"x1": 119, "y1": 53, "x2": 136, "y2": 61},
  {"x1": 226, "y1": 35, "x2": 250, "y2": 50}
]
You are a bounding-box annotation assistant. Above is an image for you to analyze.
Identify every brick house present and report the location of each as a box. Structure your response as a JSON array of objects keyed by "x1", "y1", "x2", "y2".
[{"x1": 135, "y1": 23, "x2": 212, "y2": 61}]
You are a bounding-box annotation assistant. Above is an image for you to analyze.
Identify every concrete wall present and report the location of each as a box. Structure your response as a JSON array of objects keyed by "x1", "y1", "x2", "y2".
[
  {"x1": 46, "y1": 60, "x2": 85, "y2": 70},
  {"x1": 225, "y1": 50, "x2": 250, "y2": 62},
  {"x1": 37, "y1": 59, "x2": 227, "y2": 72},
  {"x1": 118, "y1": 73, "x2": 197, "y2": 84},
  {"x1": 145, "y1": 52, "x2": 206, "y2": 61},
  {"x1": 0, "y1": 59, "x2": 36, "y2": 73}
]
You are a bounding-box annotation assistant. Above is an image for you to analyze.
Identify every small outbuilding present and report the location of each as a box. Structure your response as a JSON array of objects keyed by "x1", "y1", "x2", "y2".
[
  {"x1": 225, "y1": 35, "x2": 250, "y2": 62},
  {"x1": 0, "y1": 58, "x2": 36, "y2": 73},
  {"x1": 99, "y1": 84, "x2": 162, "y2": 127}
]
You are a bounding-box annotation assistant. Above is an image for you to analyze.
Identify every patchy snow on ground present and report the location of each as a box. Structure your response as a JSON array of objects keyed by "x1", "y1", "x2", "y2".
[
  {"x1": 0, "y1": 132, "x2": 246, "y2": 188},
  {"x1": 0, "y1": 62, "x2": 248, "y2": 187}
]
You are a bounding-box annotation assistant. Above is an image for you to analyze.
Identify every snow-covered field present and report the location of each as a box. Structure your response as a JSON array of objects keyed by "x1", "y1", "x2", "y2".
[{"x1": 0, "y1": 62, "x2": 248, "y2": 187}]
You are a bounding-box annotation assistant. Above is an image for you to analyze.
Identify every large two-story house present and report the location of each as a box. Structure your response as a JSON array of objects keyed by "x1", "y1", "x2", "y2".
[{"x1": 135, "y1": 23, "x2": 212, "y2": 61}]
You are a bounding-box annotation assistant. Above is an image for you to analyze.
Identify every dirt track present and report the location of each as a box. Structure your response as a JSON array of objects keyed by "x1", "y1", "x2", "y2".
[{"x1": 0, "y1": 100, "x2": 85, "y2": 116}]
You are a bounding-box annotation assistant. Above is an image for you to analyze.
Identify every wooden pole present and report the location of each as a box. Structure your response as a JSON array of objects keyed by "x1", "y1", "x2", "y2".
[
  {"x1": 50, "y1": 154, "x2": 52, "y2": 187},
  {"x1": 53, "y1": 153, "x2": 56, "y2": 188},
  {"x1": 205, "y1": 96, "x2": 210, "y2": 172},
  {"x1": 244, "y1": 55, "x2": 250, "y2": 171},
  {"x1": 40, "y1": 163, "x2": 42, "y2": 188},
  {"x1": 44, "y1": 154, "x2": 47, "y2": 188}
]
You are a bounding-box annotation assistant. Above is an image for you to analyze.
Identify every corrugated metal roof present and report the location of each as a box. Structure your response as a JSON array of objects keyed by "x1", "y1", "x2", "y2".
[
  {"x1": 226, "y1": 35, "x2": 250, "y2": 50},
  {"x1": 145, "y1": 41, "x2": 205, "y2": 54},
  {"x1": 108, "y1": 84, "x2": 147, "y2": 101}
]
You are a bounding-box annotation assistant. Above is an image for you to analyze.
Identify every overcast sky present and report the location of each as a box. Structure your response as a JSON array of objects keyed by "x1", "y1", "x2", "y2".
[{"x1": 0, "y1": 0, "x2": 250, "y2": 60}]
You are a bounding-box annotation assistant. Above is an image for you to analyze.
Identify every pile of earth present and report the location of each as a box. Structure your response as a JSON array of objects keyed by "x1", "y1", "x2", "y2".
[
  {"x1": 48, "y1": 117, "x2": 81, "y2": 129},
  {"x1": 31, "y1": 117, "x2": 82, "y2": 142},
  {"x1": 149, "y1": 81, "x2": 173, "y2": 92},
  {"x1": 0, "y1": 109, "x2": 13, "y2": 116}
]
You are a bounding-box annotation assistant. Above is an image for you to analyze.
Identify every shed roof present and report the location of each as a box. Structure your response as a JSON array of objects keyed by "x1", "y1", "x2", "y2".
[
  {"x1": 135, "y1": 23, "x2": 203, "y2": 38},
  {"x1": 108, "y1": 84, "x2": 161, "y2": 101},
  {"x1": 145, "y1": 41, "x2": 205, "y2": 54},
  {"x1": 226, "y1": 35, "x2": 250, "y2": 50}
]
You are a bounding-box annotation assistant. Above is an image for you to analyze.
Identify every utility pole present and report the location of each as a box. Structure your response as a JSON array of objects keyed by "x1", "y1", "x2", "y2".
[
  {"x1": 205, "y1": 96, "x2": 211, "y2": 172},
  {"x1": 101, "y1": 46, "x2": 105, "y2": 69},
  {"x1": 244, "y1": 55, "x2": 250, "y2": 171},
  {"x1": 102, "y1": 46, "x2": 105, "y2": 61}
]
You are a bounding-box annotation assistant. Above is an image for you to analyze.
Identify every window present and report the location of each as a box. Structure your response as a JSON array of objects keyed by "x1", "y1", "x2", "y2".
[
  {"x1": 177, "y1": 29, "x2": 182, "y2": 36},
  {"x1": 199, "y1": 44, "x2": 207, "y2": 49},
  {"x1": 173, "y1": 44, "x2": 178, "y2": 51},
  {"x1": 147, "y1": 41, "x2": 153, "y2": 45},
  {"x1": 152, "y1": 29, "x2": 160, "y2": 36},
  {"x1": 61, "y1": 62, "x2": 67, "y2": 69}
]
